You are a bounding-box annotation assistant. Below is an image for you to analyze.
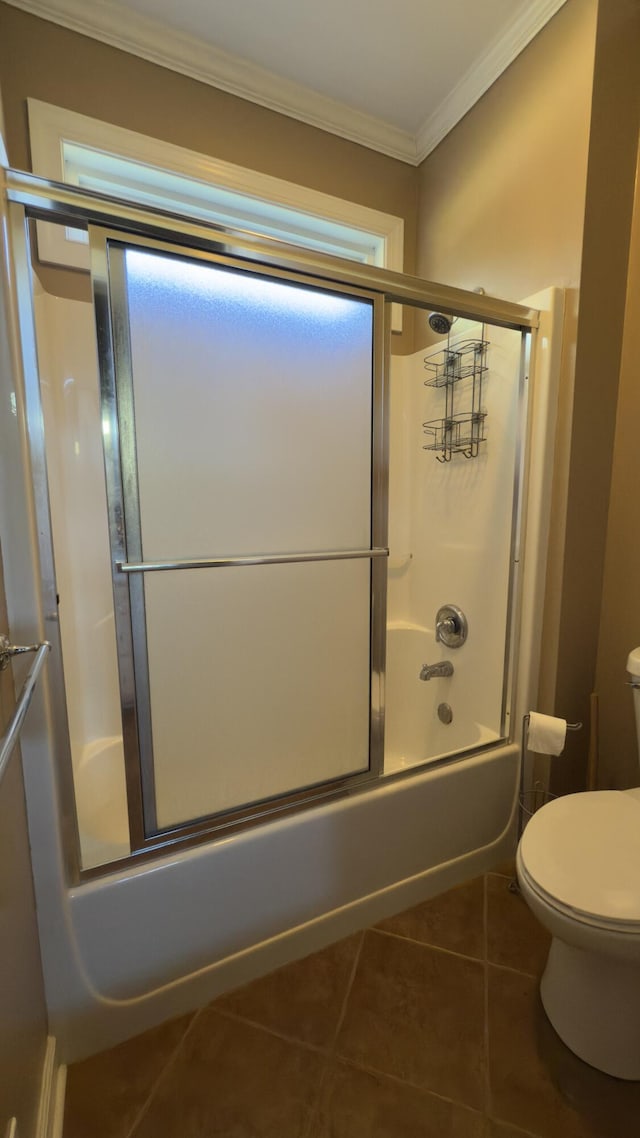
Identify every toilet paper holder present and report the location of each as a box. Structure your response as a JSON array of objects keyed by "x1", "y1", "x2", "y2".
[
  {"x1": 508, "y1": 713, "x2": 582, "y2": 895},
  {"x1": 518, "y1": 712, "x2": 582, "y2": 834}
]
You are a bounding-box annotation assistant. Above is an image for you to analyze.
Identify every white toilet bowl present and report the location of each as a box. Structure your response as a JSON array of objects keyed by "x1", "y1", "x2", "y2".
[{"x1": 517, "y1": 787, "x2": 640, "y2": 1079}]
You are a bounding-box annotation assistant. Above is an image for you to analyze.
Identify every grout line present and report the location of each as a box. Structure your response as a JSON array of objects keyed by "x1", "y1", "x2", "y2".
[
  {"x1": 302, "y1": 929, "x2": 366, "y2": 1138},
  {"x1": 209, "y1": 1005, "x2": 329, "y2": 1056},
  {"x1": 334, "y1": 1052, "x2": 486, "y2": 1117},
  {"x1": 125, "y1": 1008, "x2": 204, "y2": 1138},
  {"x1": 299, "y1": 1051, "x2": 332, "y2": 1138},
  {"x1": 371, "y1": 925, "x2": 484, "y2": 966},
  {"x1": 487, "y1": 1119, "x2": 542, "y2": 1138},
  {"x1": 487, "y1": 959, "x2": 542, "y2": 981},
  {"x1": 330, "y1": 928, "x2": 365, "y2": 1050}
]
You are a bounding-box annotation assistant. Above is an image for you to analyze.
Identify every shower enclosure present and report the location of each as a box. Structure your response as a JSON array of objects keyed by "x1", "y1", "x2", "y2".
[{"x1": 0, "y1": 168, "x2": 559, "y2": 1057}]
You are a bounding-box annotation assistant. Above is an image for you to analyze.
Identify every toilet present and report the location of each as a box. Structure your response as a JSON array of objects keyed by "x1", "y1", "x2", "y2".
[{"x1": 516, "y1": 648, "x2": 640, "y2": 1080}]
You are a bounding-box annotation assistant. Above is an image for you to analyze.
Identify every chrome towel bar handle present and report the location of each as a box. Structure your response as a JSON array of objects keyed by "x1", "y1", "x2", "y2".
[
  {"x1": 0, "y1": 634, "x2": 43, "y2": 671},
  {"x1": 117, "y1": 548, "x2": 390, "y2": 573},
  {"x1": 0, "y1": 639, "x2": 50, "y2": 784}
]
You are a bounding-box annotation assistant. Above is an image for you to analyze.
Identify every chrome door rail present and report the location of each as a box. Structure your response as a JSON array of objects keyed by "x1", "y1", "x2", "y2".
[
  {"x1": 118, "y1": 548, "x2": 389, "y2": 573},
  {"x1": 3, "y1": 169, "x2": 539, "y2": 332},
  {"x1": 0, "y1": 642, "x2": 50, "y2": 784}
]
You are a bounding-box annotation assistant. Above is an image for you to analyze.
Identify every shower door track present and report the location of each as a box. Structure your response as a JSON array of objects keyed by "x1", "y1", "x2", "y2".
[
  {"x1": 4, "y1": 167, "x2": 538, "y2": 883},
  {"x1": 4, "y1": 169, "x2": 539, "y2": 329}
]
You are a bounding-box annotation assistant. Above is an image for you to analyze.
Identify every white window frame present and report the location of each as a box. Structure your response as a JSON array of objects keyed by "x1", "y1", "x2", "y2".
[{"x1": 28, "y1": 100, "x2": 404, "y2": 329}]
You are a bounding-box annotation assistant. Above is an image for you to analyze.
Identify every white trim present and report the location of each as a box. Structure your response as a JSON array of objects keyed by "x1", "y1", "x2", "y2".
[
  {"x1": 8, "y1": 0, "x2": 415, "y2": 163},
  {"x1": 8, "y1": 0, "x2": 567, "y2": 166},
  {"x1": 415, "y1": 0, "x2": 569, "y2": 162},
  {"x1": 513, "y1": 287, "x2": 565, "y2": 735},
  {"x1": 27, "y1": 99, "x2": 404, "y2": 272},
  {"x1": 35, "y1": 1037, "x2": 65, "y2": 1138}
]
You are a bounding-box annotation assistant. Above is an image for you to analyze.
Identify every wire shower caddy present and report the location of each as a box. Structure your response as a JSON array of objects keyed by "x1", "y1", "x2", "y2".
[{"x1": 423, "y1": 338, "x2": 489, "y2": 462}]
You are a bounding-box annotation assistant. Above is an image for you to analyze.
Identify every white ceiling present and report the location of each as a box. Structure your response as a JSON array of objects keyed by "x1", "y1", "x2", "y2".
[{"x1": 7, "y1": 0, "x2": 568, "y2": 163}]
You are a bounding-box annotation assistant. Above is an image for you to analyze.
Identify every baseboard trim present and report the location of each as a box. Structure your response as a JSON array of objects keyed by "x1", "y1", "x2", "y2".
[{"x1": 36, "y1": 1039, "x2": 66, "y2": 1138}]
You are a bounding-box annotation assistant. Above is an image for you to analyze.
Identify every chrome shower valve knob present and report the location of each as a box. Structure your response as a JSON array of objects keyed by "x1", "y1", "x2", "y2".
[{"x1": 435, "y1": 604, "x2": 468, "y2": 648}]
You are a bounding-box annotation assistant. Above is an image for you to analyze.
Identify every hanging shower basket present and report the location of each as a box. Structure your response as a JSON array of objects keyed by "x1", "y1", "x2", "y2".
[
  {"x1": 423, "y1": 338, "x2": 489, "y2": 462},
  {"x1": 422, "y1": 411, "x2": 487, "y2": 461},
  {"x1": 423, "y1": 339, "x2": 489, "y2": 388}
]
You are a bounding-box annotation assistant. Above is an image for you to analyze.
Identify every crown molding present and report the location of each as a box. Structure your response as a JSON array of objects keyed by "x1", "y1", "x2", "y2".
[
  {"x1": 415, "y1": 0, "x2": 568, "y2": 163},
  {"x1": 5, "y1": 0, "x2": 567, "y2": 168},
  {"x1": 3, "y1": 0, "x2": 418, "y2": 164}
]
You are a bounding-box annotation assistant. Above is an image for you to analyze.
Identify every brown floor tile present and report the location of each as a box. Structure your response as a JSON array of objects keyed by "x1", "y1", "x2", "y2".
[
  {"x1": 486, "y1": 875, "x2": 551, "y2": 977},
  {"x1": 335, "y1": 929, "x2": 486, "y2": 1111},
  {"x1": 131, "y1": 1008, "x2": 325, "y2": 1138},
  {"x1": 375, "y1": 876, "x2": 485, "y2": 960},
  {"x1": 309, "y1": 1060, "x2": 486, "y2": 1137},
  {"x1": 63, "y1": 1013, "x2": 194, "y2": 1138},
  {"x1": 213, "y1": 933, "x2": 361, "y2": 1047},
  {"x1": 488, "y1": 965, "x2": 640, "y2": 1138}
]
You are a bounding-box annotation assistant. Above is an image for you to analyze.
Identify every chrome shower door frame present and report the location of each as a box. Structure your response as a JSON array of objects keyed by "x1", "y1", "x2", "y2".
[
  {"x1": 90, "y1": 226, "x2": 389, "y2": 854},
  {"x1": 3, "y1": 169, "x2": 538, "y2": 880}
]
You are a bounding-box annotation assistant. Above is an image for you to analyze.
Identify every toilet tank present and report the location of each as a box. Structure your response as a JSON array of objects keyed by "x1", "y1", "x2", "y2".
[{"x1": 627, "y1": 647, "x2": 640, "y2": 762}]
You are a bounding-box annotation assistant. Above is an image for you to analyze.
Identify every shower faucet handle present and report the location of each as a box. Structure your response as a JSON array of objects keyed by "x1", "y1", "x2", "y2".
[
  {"x1": 0, "y1": 633, "x2": 42, "y2": 671},
  {"x1": 435, "y1": 605, "x2": 468, "y2": 648}
]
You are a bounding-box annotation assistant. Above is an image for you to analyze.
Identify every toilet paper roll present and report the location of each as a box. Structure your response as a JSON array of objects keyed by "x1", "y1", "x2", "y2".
[{"x1": 527, "y1": 711, "x2": 567, "y2": 756}]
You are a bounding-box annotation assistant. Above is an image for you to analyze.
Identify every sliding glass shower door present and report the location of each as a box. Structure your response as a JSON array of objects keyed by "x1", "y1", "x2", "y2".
[{"x1": 91, "y1": 231, "x2": 386, "y2": 847}]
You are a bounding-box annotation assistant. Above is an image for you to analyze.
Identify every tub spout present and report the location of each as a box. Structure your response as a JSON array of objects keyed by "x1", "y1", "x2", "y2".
[{"x1": 420, "y1": 660, "x2": 454, "y2": 681}]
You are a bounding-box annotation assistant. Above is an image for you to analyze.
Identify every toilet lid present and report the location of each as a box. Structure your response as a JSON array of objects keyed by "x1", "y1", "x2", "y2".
[{"x1": 519, "y1": 791, "x2": 640, "y2": 925}]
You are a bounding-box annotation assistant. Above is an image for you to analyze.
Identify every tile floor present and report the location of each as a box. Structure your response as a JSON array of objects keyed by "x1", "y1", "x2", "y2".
[{"x1": 63, "y1": 862, "x2": 640, "y2": 1138}]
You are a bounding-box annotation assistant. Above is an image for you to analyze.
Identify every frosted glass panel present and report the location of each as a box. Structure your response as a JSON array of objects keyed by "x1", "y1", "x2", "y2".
[
  {"x1": 146, "y1": 560, "x2": 372, "y2": 829},
  {"x1": 124, "y1": 249, "x2": 374, "y2": 558}
]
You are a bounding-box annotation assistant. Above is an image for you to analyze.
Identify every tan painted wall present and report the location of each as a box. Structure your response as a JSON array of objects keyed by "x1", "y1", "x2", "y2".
[
  {"x1": 551, "y1": 0, "x2": 640, "y2": 793},
  {"x1": 594, "y1": 137, "x2": 640, "y2": 788},
  {"x1": 0, "y1": 2, "x2": 418, "y2": 346},
  {"x1": 416, "y1": 0, "x2": 597, "y2": 304},
  {"x1": 0, "y1": 79, "x2": 48, "y2": 1138},
  {"x1": 0, "y1": 545, "x2": 49, "y2": 1138}
]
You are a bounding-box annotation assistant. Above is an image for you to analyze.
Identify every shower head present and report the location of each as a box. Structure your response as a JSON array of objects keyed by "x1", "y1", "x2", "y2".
[{"x1": 428, "y1": 311, "x2": 455, "y2": 335}]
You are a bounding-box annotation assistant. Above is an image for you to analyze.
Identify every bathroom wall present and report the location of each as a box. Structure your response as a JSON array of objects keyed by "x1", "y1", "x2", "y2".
[
  {"x1": 415, "y1": 1, "x2": 597, "y2": 771},
  {"x1": 416, "y1": 0, "x2": 640, "y2": 793},
  {"x1": 594, "y1": 135, "x2": 640, "y2": 788},
  {"x1": 2, "y1": 0, "x2": 639, "y2": 801},
  {"x1": 0, "y1": 211, "x2": 49, "y2": 1136},
  {"x1": 554, "y1": 0, "x2": 640, "y2": 792},
  {"x1": 416, "y1": 0, "x2": 597, "y2": 304},
  {"x1": 0, "y1": 1, "x2": 418, "y2": 349}
]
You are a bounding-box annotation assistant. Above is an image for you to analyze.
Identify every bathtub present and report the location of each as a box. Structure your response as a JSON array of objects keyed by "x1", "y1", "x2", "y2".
[
  {"x1": 29, "y1": 729, "x2": 519, "y2": 1062},
  {"x1": 24, "y1": 617, "x2": 521, "y2": 1062}
]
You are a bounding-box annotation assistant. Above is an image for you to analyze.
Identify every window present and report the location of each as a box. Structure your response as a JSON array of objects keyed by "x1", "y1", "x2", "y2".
[{"x1": 28, "y1": 99, "x2": 404, "y2": 278}]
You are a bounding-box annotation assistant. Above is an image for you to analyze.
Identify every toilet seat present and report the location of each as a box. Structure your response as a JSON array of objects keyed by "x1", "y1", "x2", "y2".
[{"x1": 519, "y1": 791, "x2": 640, "y2": 929}]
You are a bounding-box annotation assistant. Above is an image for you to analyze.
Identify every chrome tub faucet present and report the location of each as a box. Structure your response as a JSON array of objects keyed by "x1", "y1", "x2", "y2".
[{"x1": 419, "y1": 660, "x2": 454, "y2": 681}]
